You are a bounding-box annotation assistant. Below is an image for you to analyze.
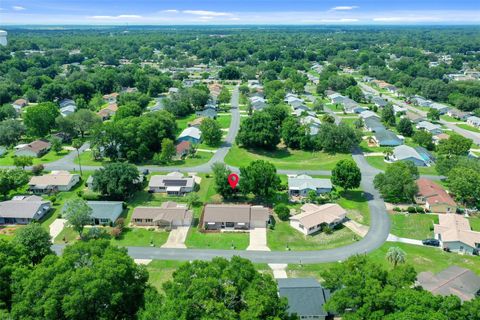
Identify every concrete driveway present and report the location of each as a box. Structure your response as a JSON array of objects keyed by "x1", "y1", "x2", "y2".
[
  {"x1": 161, "y1": 226, "x2": 190, "y2": 249},
  {"x1": 49, "y1": 219, "x2": 67, "y2": 242},
  {"x1": 247, "y1": 227, "x2": 270, "y2": 251}
]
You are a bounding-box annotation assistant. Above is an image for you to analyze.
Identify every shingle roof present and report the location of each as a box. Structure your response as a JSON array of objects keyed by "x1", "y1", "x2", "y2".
[
  {"x1": 393, "y1": 145, "x2": 424, "y2": 162},
  {"x1": 434, "y1": 214, "x2": 480, "y2": 249},
  {"x1": 417, "y1": 178, "x2": 456, "y2": 207},
  {"x1": 86, "y1": 201, "x2": 123, "y2": 221},
  {"x1": 16, "y1": 140, "x2": 51, "y2": 154},
  {"x1": 277, "y1": 278, "x2": 330, "y2": 317},
  {"x1": 374, "y1": 129, "x2": 403, "y2": 145},
  {"x1": 29, "y1": 171, "x2": 78, "y2": 187},
  {"x1": 291, "y1": 203, "x2": 346, "y2": 229},
  {"x1": 288, "y1": 175, "x2": 331, "y2": 191},
  {"x1": 149, "y1": 174, "x2": 195, "y2": 189},
  {"x1": 0, "y1": 196, "x2": 50, "y2": 219},
  {"x1": 132, "y1": 202, "x2": 192, "y2": 224},
  {"x1": 203, "y1": 204, "x2": 270, "y2": 224}
]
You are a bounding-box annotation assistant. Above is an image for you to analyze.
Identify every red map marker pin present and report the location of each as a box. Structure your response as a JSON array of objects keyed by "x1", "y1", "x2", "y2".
[{"x1": 228, "y1": 173, "x2": 239, "y2": 189}]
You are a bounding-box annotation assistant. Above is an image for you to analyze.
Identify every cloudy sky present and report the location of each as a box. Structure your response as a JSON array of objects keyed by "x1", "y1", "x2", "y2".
[{"x1": 0, "y1": 0, "x2": 479, "y2": 25}]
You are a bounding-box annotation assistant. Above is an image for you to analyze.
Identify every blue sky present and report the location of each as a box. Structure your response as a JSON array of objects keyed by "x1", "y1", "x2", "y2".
[{"x1": 1, "y1": 0, "x2": 479, "y2": 25}]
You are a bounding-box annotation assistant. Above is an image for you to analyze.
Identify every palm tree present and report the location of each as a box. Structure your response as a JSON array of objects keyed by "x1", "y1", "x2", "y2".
[{"x1": 386, "y1": 247, "x2": 406, "y2": 267}]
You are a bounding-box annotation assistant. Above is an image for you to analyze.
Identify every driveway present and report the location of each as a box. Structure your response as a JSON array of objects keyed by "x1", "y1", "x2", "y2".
[
  {"x1": 49, "y1": 219, "x2": 67, "y2": 242},
  {"x1": 269, "y1": 264, "x2": 288, "y2": 279},
  {"x1": 247, "y1": 227, "x2": 270, "y2": 251},
  {"x1": 387, "y1": 234, "x2": 424, "y2": 246},
  {"x1": 161, "y1": 226, "x2": 190, "y2": 249}
]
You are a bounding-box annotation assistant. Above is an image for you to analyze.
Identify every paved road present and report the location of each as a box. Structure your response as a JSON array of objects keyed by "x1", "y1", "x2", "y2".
[
  {"x1": 52, "y1": 148, "x2": 391, "y2": 264},
  {"x1": 359, "y1": 82, "x2": 480, "y2": 146}
]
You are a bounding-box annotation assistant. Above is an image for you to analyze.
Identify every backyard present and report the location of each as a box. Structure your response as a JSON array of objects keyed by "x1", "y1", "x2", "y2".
[
  {"x1": 365, "y1": 156, "x2": 439, "y2": 175},
  {"x1": 0, "y1": 149, "x2": 69, "y2": 166}
]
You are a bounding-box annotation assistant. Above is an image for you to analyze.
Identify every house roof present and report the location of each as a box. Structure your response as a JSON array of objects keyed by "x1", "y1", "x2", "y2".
[
  {"x1": 196, "y1": 108, "x2": 217, "y2": 118},
  {"x1": 203, "y1": 204, "x2": 270, "y2": 223},
  {"x1": 29, "y1": 171, "x2": 79, "y2": 187},
  {"x1": 434, "y1": 214, "x2": 480, "y2": 249},
  {"x1": 86, "y1": 201, "x2": 123, "y2": 221},
  {"x1": 393, "y1": 145, "x2": 424, "y2": 163},
  {"x1": 364, "y1": 117, "x2": 385, "y2": 131},
  {"x1": 13, "y1": 98, "x2": 27, "y2": 106},
  {"x1": 360, "y1": 110, "x2": 380, "y2": 119},
  {"x1": 371, "y1": 96, "x2": 388, "y2": 106},
  {"x1": 176, "y1": 141, "x2": 191, "y2": 154},
  {"x1": 148, "y1": 173, "x2": 195, "y2": 189},
  {"x1": 417, "y1": 178, "x2": 456, "y2": 207},
  {"x1": 417, "y1": 266, "x2": 480, "y2": 302},
  {"x1": 178, "y1": 127, "x2": 201, "y2": 140},
  {"x1": 0, "y1": 196, "x2": 50, "y2": 219},
  {"x1": 132, "y1": 202, "x2": 192, "y2": 224},
  {"x1": 16, "y1": 140, "x2": 51, "y2": 154},
  {"x1": 467, "y1": 116, "x2": 480, "y2": 125},
  {"x1": 291, "y1": 203, "x2": 347, "y2": 230},
  {"x1": 417, "y1": 121, "x2": 442, "y2": 132},
  {"x1": 277, "y1": 278, "x2": 330, "y2": 317},
  {"x1": 374, "y1": 129, "x2": 403, "y2": 145},
  {"x1": 288, "y1": 175, "x2": 332, "y2": 191}
]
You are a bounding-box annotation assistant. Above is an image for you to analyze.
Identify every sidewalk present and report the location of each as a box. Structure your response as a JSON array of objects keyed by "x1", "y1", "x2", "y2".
[{"x1": 387, "y1": 234, "x2": 423, "y2": 246}]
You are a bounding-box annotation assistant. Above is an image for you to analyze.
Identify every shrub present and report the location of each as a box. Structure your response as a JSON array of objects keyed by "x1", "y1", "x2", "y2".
[
  {"x1": 323, "y1": 225, "x2": 333, "y2": 234},
  {"x1": 274, "y1": 204, "x2": 290, "y2": 221},
  {"x1": 76, "y1": 190, "x2": 84, "y2": 197},
  {"x1": 31, "y1": 164, "x2": 44, "y2": 176},
  {"x1": 110, "y1": 227, "x2": 122, "y2": 239},
  {"x1": 393, "y1": 207, "x2": 401, "y2": 212},
  {"x1": 49, "y1": 195, "x2": 57, "y2": 204},
  {"x1": 407, "y1": 206, "x2": 416, "y2": 213}
]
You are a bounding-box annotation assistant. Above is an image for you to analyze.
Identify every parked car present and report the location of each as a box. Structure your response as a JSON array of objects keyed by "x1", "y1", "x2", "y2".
[{"x1": 422, "y1": 239, "x2": 440, "y2": 247}]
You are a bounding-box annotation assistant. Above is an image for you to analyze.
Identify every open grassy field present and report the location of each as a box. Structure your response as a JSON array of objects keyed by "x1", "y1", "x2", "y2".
[
  {"x1": 337, "y1": 190, "x2": 371, "y2": 225},
  {"x1": 440, "y1": 115, "x2": 460, "y2": 123},
  {"x1": 456, "y1": 123, "x2": 480, "y2": 133},
  {"x1": 0, "y1": 149, "x2": 69, "y2": 166},
  {"x1": 389, "y1": 213, "x2": 438, "y2": 240},
  {"x1": 225, "y1": 144, "x2": 351, "y2": 170},
  {"x1": 216, "y1": 113, "x2": 232, "y2": 129},
  {"x1": 365, "y1": 156, "x2": 439, "y2": 175},
  {"x1": 185, "y1": 227, "x2": 249, "y2": 250},
  {"x1": 267, "y1": 218, "x2": 357, "y2": 251}
]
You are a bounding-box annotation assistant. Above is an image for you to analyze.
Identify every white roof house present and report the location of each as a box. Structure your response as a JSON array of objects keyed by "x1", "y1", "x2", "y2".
[
  {"x1": 416, "y1": 121, "x2": 442, "y2": 134},
  {"x1": 467, "y1": 116, "x2": 480, "y2": 128},
  {"x1": 177, "y1": 127, "x2": 201, "y2": 143},
  {"x1": 390, "y1": 145, "x2": 432, "y2": 167},
  {"x1": 359, "y1": 110, "x2": 380, "y2": 120},
  {"x1": 290, "y1": 203, "x2": 347, "y2": 235},
  {"x1": 288, "y1": 174, "x2": 332, "y2": 199},
  {"x1": 434, "y1": 214, "x2": 480, "y2": 255}
]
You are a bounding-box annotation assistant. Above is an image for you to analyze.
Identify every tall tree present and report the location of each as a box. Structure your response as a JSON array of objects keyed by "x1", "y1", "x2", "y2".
[
  {"x1": 437, "y1": 134, "x2": 473, "y2": 156},
  {"x1": 200, "y1": 118, "x2": 222, "y2": 146},
  {"x1": 381, "y1": 105, "x2": 396, "y2": 127},
  {"x1": 212, "y1": 162, "x2": 237, "y2": 199},
  {"x1": 92, "y1": 162, "x2": 141, "y2": 200},
  {"x1": 240, "y1": 160, "x2": 281, "y2": 199},
  {"x1": 373, "y1": 161, "x2": 419, "y2": 203},
  {"x1": 236, "y1": 111, "x2": 280, "y2": 150},
  {"x1": 13, "y1": 223, "x2": 52, "y2": 265},
  {"x1": 63, "y1": 198, "x2": 92, "y2": 238},
  {"x1": 23, "y1": 102, "x2": 59, "y2": 137},
  {"x1": 0, "y1": 120, "x2": 25, "y2": 147},
  {"x1": 0, "y1": 169, "x2": 29, "y2": 199},
  {"x1": 396, "y1": 118, "x2": 413, "y2": 137},
  {"x1": 331, "y1": 159, "x2": 361, "y2": 191}
]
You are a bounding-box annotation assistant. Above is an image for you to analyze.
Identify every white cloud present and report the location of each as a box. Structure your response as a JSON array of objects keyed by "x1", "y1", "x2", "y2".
[
  {"x1": 182, "y1": 10, "x2": 232, "y2": 17},
  {"x1": 12, "y1": 6, "x2": 25, "y2": 11},
  {"x1": 303, "y1": 18, "x2": 359, "y2": 23},
  {"x1": 89, "y1": 14, "x2": 142, "y2": 20},
  {"x1": 198, "y1": 16, "x2": 214, "y2": 20},
  {"x1": 373, "y1": 16, "x2": 441, "y2": 22},
  {"x1": 331, "y1": 6, "x2": 358, "y2": 11},
  {"x1": 162, "y1": 9, "x2": 179, "y2": 14}
]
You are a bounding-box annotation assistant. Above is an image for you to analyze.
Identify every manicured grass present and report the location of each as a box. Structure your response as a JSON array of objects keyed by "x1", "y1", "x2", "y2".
[
  {"x1": 337, "y1": 190, "x2": 371, "y2": 225},
  {"x1": 389, "y1": 213, "x2": 438, "y2": 240},
  {"x1": 111, "y1": 227, "x2": 169, "y2": 247},
  {"x1": 0, "y1": 226, "x2": 24, "y2": 241},
  {"x1": 185, "y1": 227, "x2": 249, "y2": 250},
  {"x1": 216, "y1": 114, "x2": 232, "y2": 129},
  {"x1": 175, "y1": 114, "x2": 196, "y2": 134},
  {"x1": 340, "y1": 117, "x2": 358, "y2": 128},
  {"x1": 469, "y1": 216, "x2": 480, "y2": 232},
  {"x1": 76, "y1": 150, "x2": 214, "y2": 168},
  {"x1": 359, "y1": 140, "x2": 392, "y2": 153},
  {"x1": 225, "y1": 144, "x2": 351, "y2": 170},
  {"x1": 440, "y1": 115, "x2": 460, "y2": 123},
  {"x1": 0, "y1": 149, "x2": 69, "y2": 166},
  {"x1": 365, "y1": 156, "x2": 439, "y2": 175},
  {"x1": 267, "y1": 219, "x2": 357, "y2": 251},
  {"x1": 456, "y1": 123, "x2": 480, "y2": 133},
  {"x1": 146, "y1": 260, "x2": 184, "y2": 292}
]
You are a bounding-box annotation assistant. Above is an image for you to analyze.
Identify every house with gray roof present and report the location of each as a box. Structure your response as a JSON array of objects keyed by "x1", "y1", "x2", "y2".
[
  {"x1": 430, "y1": 103, "x2": 449, "y2": 115},
  {"x1": 467, "y1": 116, "x2": 480, "y2": 128},
  {"x1": 373, "y1": 129, "x2": 404, "y2": 147},
  {"x1": 203, "y1": 204, "x2": 270, "y2": 230},
  {"x1": 87, "y1": 201, "x2": 123, "y2": 225},
  {"x1": 388, "y1": 145, "x2": 434, "y2": 167},
  {"x1": 412, "y1": 96, "x2": 432, "y2": 107},
  {"x1": 416, "y1": 121, "x2": 443, "y2": 135},
  {"x1": 371, "y1": 96, "x2": 388, "y2": 108},
  {"x1": 177, "y1": 127, "x2": 201, "y2": 144},
  {"x1": 364, "y1": 117, "x2": 385, "y2": 132},
  {"x1": 359, "y1": 110, "x2": 380, "y2": 120},
  {"x1": 0, "y1": 195, "x2": 51, "y2": 225},
  {"x1": 148, "y1": 172, "x2": 195, "y2": 196},
  {"x1": 417, "y1": 266, "x2": 480, "y2": 302},
  {"x1": 447, "y1": 109, "x2": 470, "y2": 121},
  {"x1": 277, "y1": 278, "x2": 331, "y2": 320},
  {"x1": 195, "y1": 107, "x2": 217, "y2": 119},
  {"x1": 288, "y1": 174, "x2": 332, "y2": 199}
]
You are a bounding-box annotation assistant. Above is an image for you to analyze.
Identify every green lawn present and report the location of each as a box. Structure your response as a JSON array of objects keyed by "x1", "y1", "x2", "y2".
[
  {"x1": 216, "y1": 114, "x2": 232, "y2": 129},
  {"x1": 267, "y1": 219, "x2": 357, "y2": 251},
  {"x1": 389, "y1": 213, "x2": 438, "y2": 240},
  {"x1": 469, "y1": 217, "x2": 480, "y2": 232},
  {"x1": 440, "y1": 115, "x2": 460, "y2": 123},
  {"x1": 185, "y1": 227, "x2": 249, "y2": 250},
  {"x1": 359, "y1": 140, "x2": 392, "y2": 153},
  {"x1": 339, "y1": 117, "x2": 357, "y2": 128},
  {"x1": 146, "y1": 260, "x2": 184, "y2": 293},
  {"x1": 225, "y1": 144, "x2": 351, "y2": 170},
  {"x1": 0, "y1": 149, "x2": 69, "y2": 166},
  {"x1": 456, "y1": 123, "x2": 480, "y2": 133},
  {"x1": 76, "y1": 150, "x2": 213, "y2": 168},
  {"x1": 337, "y1": 190, "x2": 371, "y2": 225},
  {"x1": 175, "y1": 114, "x2": 196, "y2": 134},
  {"x1": 365, "y1": 156, "x2": 439, "y2": 175}
]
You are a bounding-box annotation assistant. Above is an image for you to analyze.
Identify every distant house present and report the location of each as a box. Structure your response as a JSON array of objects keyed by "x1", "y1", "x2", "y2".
[
  {"x1": 364, "y1": 117, "x2": 385, "y2": 132},
  {"x1": 447, "y1": 109, "x2": 470, "y2": 121},
  {"x1": 62, "y1": 201, "x2": 123, "y2": 226},
  {"x1": 388, "y1": 145, "x2": 434, "y2": 167},
  {"x1": 412, "y1": 96, "x2": 432, "y2": 107},
  {"x1": 432, "y1": 133, "x2": 450, "y2": 145},
  {"x1": 467, "y1": 116, "x2": 480, "y2": 128},
  {"x1": 300, "y1": 116, "x2": 322, "y2": 135},
  {"x1": 417, "y1": 266, "x2": 480, "y2": 302},
  {"x1": 327, "y1": 92, "x2": 343, "y2": 104},
  {"x1": 0, "y1": 195, "x2": 51, "y2": 225},
  {"x1": 250, "y1": 96, "x2": 266, "y2": 111},
  {"x1": 97, "y1": 103, "x2": 118, "y2": 121},
  {"x1": 429, "y1": 103, "x2": 449, "y2": 115},
  {"x1": 148, "y1": 172, "x2": 195, "y2": 196},
  {"x1": 341, "y1": 97, "x2": 360, "y2": 113},
  {"x1": 371, "y1": 96, "x2": 388, "y2": 108},
  {"x1": 287, "y1": 174, "x2": 332, "y2": 199},
  {"x1": 277, "y1": 278, "x2": 332, "y2": 320},
  {"x1": 373, "y1": 129, "x2": 403, "y2": 147},
  {"x1": 14, "y1": 140, "x2": 51, "y2": 158},
  {"x1": 29, "y1": 171, "x2": 80, "y2": 194},
  {"x1": 292, "y1": 108, "x2": 315, "y2": 117},
  {"x1": 12, "y1": 98, "x2": 28, "y2": 112},
  {"x1": 102, "y1": 92, "x2": 119, "y2": 104},
  {"x1": 393, "y1": 105, "x2": 407, "y2": 115},
  {"x1": 359, "y1": 110, "x2": 380, "y2": 120},
  {"x1": 177, "y1": 127, "x2": 201, "y2": 144},
  {"x1": 60, "y1": 104, "x2": 76, "y2": 117},
  {"x1": 434, "y1": 214, "x2": 480, "y2": 255},
  {"x1": 0, "y1": 146, "x2": 6, "y2": 157},
  {"x1": 290, "y1": 203, "x2": 347, "y2": 236},
  {"x1": 416, "y1": 121, "x2": 442, "y2": 135},
  {"x1": 175, "y1": 141, "x2": 191, "y2": 159},
  {"x1": 415, "y1": 178, "x2": 457, "y2": 213},
  {"x1": 59, "y1": 99, "x2": 76, "y2": 109},
  {"x1": 203, "y1": 204, "x2": 270, "y2": 230},
  {"x1": 195, "y1": 107, "x2": 217, "y2": 119},
  {"x1": 131, "y1": 202, "x2": 193, "y2": 227},
  {"x1": 404, "y1": 111, "x2": 426, "y2": 123}
]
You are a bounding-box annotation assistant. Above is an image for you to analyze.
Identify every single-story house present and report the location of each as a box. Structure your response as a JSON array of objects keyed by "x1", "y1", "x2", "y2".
[
  {"x1": 131, "y1": 202, "x2": 193, "y2": 227},
  {"x1": 148, "y1": 172, "x2": 195, "y2": 196},
  {"x1": 0, "y1": 146, "x2": 7, "y2": 157},
  {"x1": 417, "y1": 266, "x2": 480, "y2": 302},
  {"x1": 327, "y1": 92, "x2": 343, "y2": 104},
  {"x1": 416, "y1": 121, "x2": 442, "y2": 135},
  {"x1": 432, "y1": 133, "x2": 450, "y2": 145},
  {"x1": 393, "y1": 105, "x2": 407, "y2": 115},
  {"x1": 467, "y1": 116, "x2": 480, "y2": 128},
  {"x1": 404, "y1": 111, "x2": 426, "y2": 123},
  {"x1": 292, "y1": 109, "x2": 315, "y2": 118},
  {"x1": 176, "y1": 141, "x2": 191, "y2": 159},
  {"x1": 14, "y1": 140, "x2": 51, "y2": 158},
  {"x1": 386, "y1": 85, "x2": 399, "y2": 95},
  {"x1": 360, "y1": 110, "x2": 380, "y2": 120},
  {"x1": 60, "y1": 104, "x2": 76, "y2": 117},
  {"x1": 290, "y1": 203, "x2": 347, "y2": 236},
  {"x1": 0, "y1": 195, "x2": 51, "y2": 225},
  {"x1": 434, "y1": 214, "x2": 480, "y2": 255},
  {"x1": 97, "y1": 104, "x2": 118, "y2": 121},
  {"x1": 88, "y1": 201, "x2": 123, "y2": 225},
  {"x1": 341, "y1": 98, "x2": 360, "y2": 113},
  {"x1": 177, "y1": 127, "x2": 201, "y2": 144},
  {"x1": 250, "y1": 99, "x2": 266, "y2": 111},
  {"x1": 371, "y1": 96, "x2": 388, "y2": 108},
  {"x1": 373, "y1": 129, "x2": 404, "y2": 147},
  {"x1": 415, "y1": 178, "x2": 457, "y2": 213},
  {"x1": 29, "y1": 171, "x2": 80, "y2": 194},
  {"x1": 288, "y1": 174, "x2": 332, "y2": 199},
  {"x1": 447, "y1": 109, "x2": 470, "y2": 121},
  {"x1": 203, "y1": 204, "x2": 270, "y2": 230},
  {"x1": 433, "y1": 213, "x2": 480, "y2": 254},
  {"x1": 388, "y1": 145, "x2": 434, "y2": 167},
  {"x1": 429, "y1": 103, "x2": 449, "y2": 115},
  {"x1": 195, "y1": 107, "x2": 217, "y2": 119},
  {"x1": 364, "y1": 117, "x2": 385, "y2": 132},
  {"x1": 412, "y1": 96, "x2": 432, "y2": 107},
  {"x1": 300, "y1": 116, "x2": 322, "y2": 135},
  {"x1": 59, "y1": 99, "x2": 76, "y2": 109},
  {"x1": 12, "y1": 98, "x2": 28, "y2": 112},
  {"x1": 277, "y1": 278, "x2": 332, "y2": 320},
  {"x1": 102, "y1": 92, "x2": 119, "y2": 104}
]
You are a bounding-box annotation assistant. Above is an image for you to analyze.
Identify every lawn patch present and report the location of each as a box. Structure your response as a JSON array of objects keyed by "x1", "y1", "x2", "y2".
[{"x1": 389, "y1": 213, "x2": 438, "y2": 240}]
